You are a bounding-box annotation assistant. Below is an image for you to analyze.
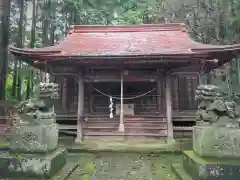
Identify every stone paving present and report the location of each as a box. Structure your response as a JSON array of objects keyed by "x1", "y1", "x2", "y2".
[
  {"x1": 92, "y1": 154, "x2": 153, "y2": 180},
  {"x1": 69, "y1": 153, "x2": 180, "y2": 180},
  {"x1": 0, "y1": 138, "x2": 187, "y2": 179}
]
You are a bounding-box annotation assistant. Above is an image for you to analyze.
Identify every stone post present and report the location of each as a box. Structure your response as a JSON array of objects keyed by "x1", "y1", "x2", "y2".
[{"x1": 75, "y1": 73, "x2": 84, "y2": 143}]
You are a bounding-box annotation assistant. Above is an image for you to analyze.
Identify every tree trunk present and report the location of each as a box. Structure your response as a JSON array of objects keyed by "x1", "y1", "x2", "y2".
[
  {"x1": 16, "y1": 0, "x2": 25, "y2": 101},
  {"x1": 0, "y1": 0, "x2": 11, "y2": 100},
  {"x1": 26, "y1": 0, "x2": 36, "y2": 99},
  {"x1": 11, "y1": 60, "x2": 18, "y2": 99}
]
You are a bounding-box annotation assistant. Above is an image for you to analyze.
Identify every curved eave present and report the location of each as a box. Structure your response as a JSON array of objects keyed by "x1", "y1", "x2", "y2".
[
  {"x1": 9, "y1": 46, "x2": 61, "y2": 55},
  {"x1": 9, "y1": 45, "x2": 209, "y2": 60},
  {"x1": 9, "y1": 51, "x2": 210, "y2": 62},
  {"x1": 9, "y1": 43, "x2": 240, "y2": 64},
  {"x1": 191, "y1": 44, "x2": 240, "y2": 52}
]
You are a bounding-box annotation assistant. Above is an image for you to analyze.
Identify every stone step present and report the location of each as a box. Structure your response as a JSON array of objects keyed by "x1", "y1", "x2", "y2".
[
  {"x1": 87, "y1": 114, "x2": 163, "y2": 118},
  {"x1": 56, "y1": 117, "x2": 165, "y2": 120},
  {"x1": 83, "y1": 124, "x2": 167, "y2": 130},
  {"x1": 173, "y1": 127, "x2": 193, "y2": 131},
  {"x1": 84, "y1": 131, "x2": 167, "y2": 137},
  {"x1": 59, "y1": 125, "x2": 76, "y2": 130},
  {"x1": 59, "y1": 130, "x2": 168, "y2": 139},
  {"x1": 59, "y1": 129, "x2": 191, "y2": 139},
  {"x1": 59, "y1": 124, "x2": 167, "y2": 130},
  {"x1": 85, "y1": 120, "x2": 166, "y2": 124},
  {"x1": 88, "y1": 125, "x2": 166, "y2": 129},
  {"x1": 84, "y1": 122, "x2": 167, "y2": 128},
  {"x1": 172, "y1": 117, "x2": 195, "y2": 122},
  {"x1": 84, "y1": 120, "x2": 166, "y2": 124},
  {"x1": 56, "y1": 117, "x2": 77, "y2": 121},
  {"x1": 84, "y1": 129, "x2": 166, "y2": 134},
  {"x1": 84, "y1": 127, "x2": 166, "y2": 133},
  {"x1": 56, "y1": 114, "x2": 163, "y2": 118},
  {"x1": 59, "y1": 125, "x2": 190, "y2": 130},
  {"x1": 56, "y1": 117, "x2": 196, "y2": 123},
  {"x1": 56, "y1": 120, "x2": 167, "y2": 126},
  {"x1": 84, "y1": 135, "x2": 166, "y2": 140}
]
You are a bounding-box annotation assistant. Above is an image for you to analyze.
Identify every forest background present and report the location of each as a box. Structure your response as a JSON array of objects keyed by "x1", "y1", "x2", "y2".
[{"x1": 1, "y1": 0, "x2": 240, "y2": 102}]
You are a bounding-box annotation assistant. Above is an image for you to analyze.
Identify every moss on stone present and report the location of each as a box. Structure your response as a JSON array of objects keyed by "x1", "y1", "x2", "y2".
[
  {"x1": 66, "y1": 139, "x2": 192, "y2": 154},
  {"x1": 171, "y1": 163, "x2": 193, "y2": 180},
  {"x1": 69, "y1": 152, "x2": 181, "y2": 179},
  {"x1": 181, "y1": 150, "x2": 240, "y2": 180},
  {"x1": 75, "y1": 153, "x2": 96, "y2": 180},
  {"x1": 0, "y1": 147, "x2": 67, "y2": 179},
  {"x1": 184, "y1": 150, "x2": 240, "y2": 165}
]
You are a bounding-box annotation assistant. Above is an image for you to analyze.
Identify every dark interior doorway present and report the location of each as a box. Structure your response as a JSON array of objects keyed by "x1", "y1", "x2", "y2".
[{"x1": 92, "y1": 82, "x2": 158, "y2": 114}]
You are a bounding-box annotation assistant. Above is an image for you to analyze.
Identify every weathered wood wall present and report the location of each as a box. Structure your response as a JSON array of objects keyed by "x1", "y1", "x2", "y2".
[{"x1": 56, "y1": 72, "x2": 199, "y2": 114}]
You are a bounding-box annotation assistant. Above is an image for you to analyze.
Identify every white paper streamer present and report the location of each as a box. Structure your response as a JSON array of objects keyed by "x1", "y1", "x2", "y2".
[{"x1": 109, "y1": 97, "x2": 113, "y2": 118}]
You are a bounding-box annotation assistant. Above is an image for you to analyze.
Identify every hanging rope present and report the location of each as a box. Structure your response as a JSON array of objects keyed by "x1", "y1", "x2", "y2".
[
  {"x1": 73, "y1": 76, "x2": 156, "y2": 100},
  {"x1": 87, "y1": 83, "x2": 156, "y2": 100}
]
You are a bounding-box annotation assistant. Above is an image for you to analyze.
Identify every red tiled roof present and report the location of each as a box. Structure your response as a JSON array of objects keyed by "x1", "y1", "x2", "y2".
[{"x1": 9, "y1": 23, "x2": 240, "y2": 60}]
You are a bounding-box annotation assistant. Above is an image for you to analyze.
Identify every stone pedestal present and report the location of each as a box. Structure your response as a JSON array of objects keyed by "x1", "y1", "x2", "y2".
[
  {"x1": 172, "y1": 126, "x2": 240, "y2": 180},
  {"x1": 0, "y1": 148, "x2": 67, "y2": 179},
  {"x1": 182, "y1": 151, "x2": 240, "y2": 180},
  {"x1": 193, "y1": 126, "x2": 240, "y2": 159},
  {"x1": 9, "y1": 123, "x2": 59, "y2": 153},
  {"x1": 0, "y1": 123, "x2": 68, "y2": 179}
]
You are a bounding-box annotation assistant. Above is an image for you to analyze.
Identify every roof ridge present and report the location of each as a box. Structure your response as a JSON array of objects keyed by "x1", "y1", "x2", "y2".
[{"x1": 68, "y1": 23, "x2": 186, "y2": 34}]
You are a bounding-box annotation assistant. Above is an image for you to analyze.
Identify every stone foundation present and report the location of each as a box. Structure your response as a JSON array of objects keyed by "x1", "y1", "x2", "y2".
[
  {"x1": 0, "y1": 147, "x2": 67, "y2": 179},
  {"x1": 9, "y1": 123, "x2": 59, "y2": 153},
  {"x1": 182, "y1": 151, "x2": 240, "y2": 180}
]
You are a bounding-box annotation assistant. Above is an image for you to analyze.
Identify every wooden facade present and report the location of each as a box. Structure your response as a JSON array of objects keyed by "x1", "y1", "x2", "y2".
[
  {"x1": 55, "y1": 71, "x2": 199, "y2": 114},
  {"x1": 9, "y1": 23, "x2": 240, "y2": 141}
]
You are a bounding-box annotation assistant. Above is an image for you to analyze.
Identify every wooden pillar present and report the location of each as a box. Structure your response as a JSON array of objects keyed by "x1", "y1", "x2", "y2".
[
  {"x1": 89, "y1": 87, "x2": 93, "y2": 114},
  {"x1": 157, "y1": 78, "x2": 162, "y2": 113},
  {"x1": 75, "y1": 73, "x2": 84, "y2": 143},
  {"x1": 61, "y1": 77, "x2": 67, "y2": 112},
  {"x1": 165, "y1": 74, "x2": 174, "y2": 141},
  {"x1": 118, "y1": 71, "x2": 124, "y2": 132}
]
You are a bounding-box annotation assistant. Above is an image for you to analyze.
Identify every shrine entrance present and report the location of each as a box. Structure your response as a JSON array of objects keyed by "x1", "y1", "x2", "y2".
[{"x1": 91, "y1": 82, "x2": 158, "y2": 115}]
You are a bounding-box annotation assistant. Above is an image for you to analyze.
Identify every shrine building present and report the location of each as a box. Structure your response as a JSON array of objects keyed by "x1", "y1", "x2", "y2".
[{"x1": 9, "y1": 23, "x2": 240, "y2": 141}]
